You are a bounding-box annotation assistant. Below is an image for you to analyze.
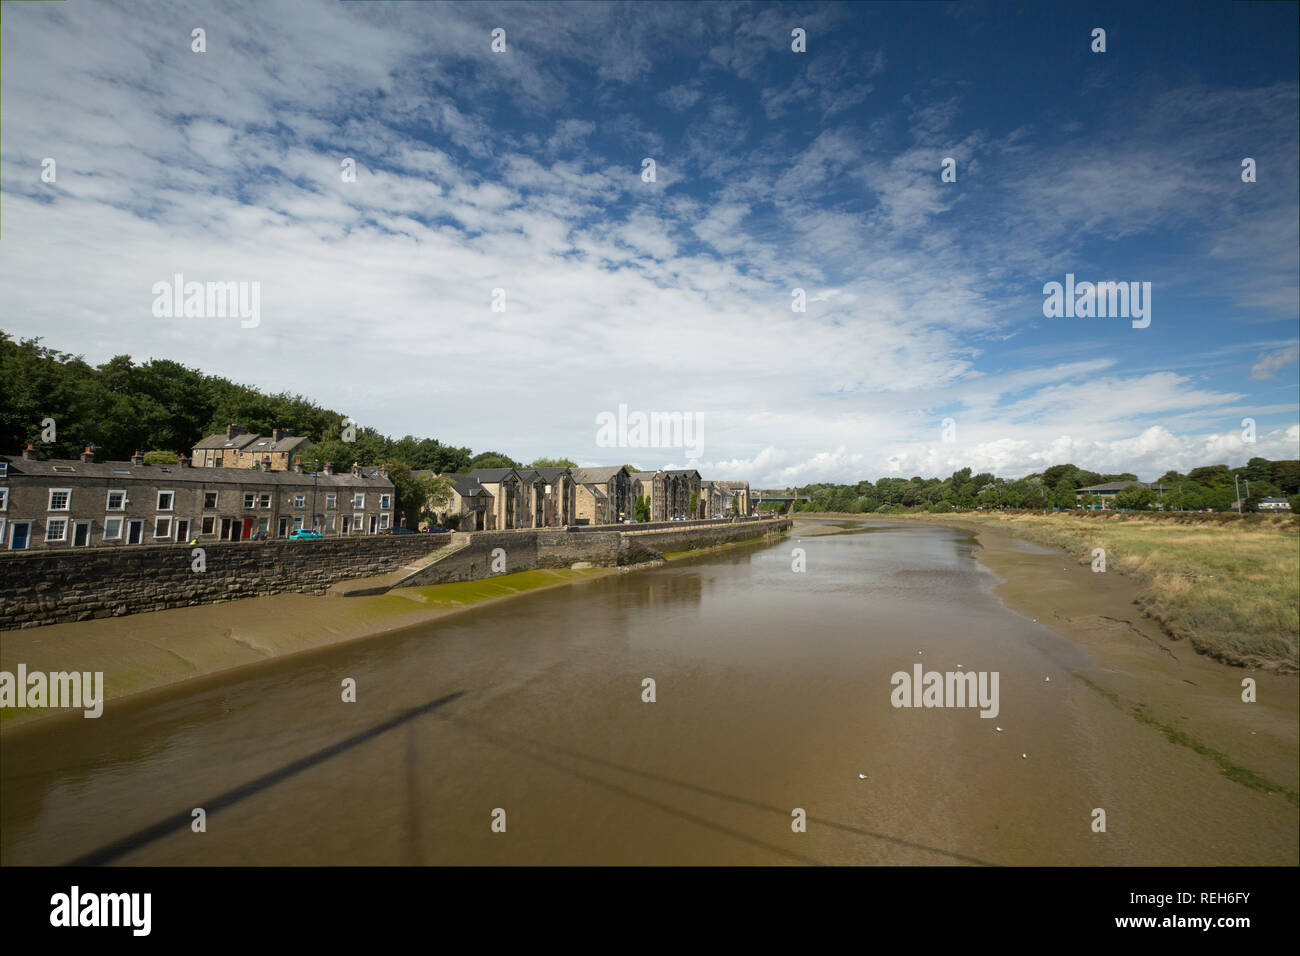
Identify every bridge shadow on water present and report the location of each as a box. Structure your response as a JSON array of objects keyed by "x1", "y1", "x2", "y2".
[{"x1": 68, "y1": 689, "x2": 996, "y2": 867}]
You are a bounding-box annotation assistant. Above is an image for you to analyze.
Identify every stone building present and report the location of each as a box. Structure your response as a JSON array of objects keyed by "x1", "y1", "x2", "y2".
[
  {"x1": 468, "y1": 468, "x2": 524, "y2": 530},
  {"x1": 572, "y1": 466, "x2": 632, "y2": 524},
  {"x1": 191, "y1": 424, "x2": 311, "y2": 471},
  {"x1": 515, "y1": 467, "x2": 577, "y2": 528},
  {"x1": 1, "y1": 445, "x2": 393, "y2": 550},
  {"x1": 419, "y1": 473, "x2": 494, "y2": 531}
]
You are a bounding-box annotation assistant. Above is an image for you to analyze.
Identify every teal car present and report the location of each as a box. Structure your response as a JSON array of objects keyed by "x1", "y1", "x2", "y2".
[{"x1": 288, "y1": 529, "x2": 323, "y2": 540}]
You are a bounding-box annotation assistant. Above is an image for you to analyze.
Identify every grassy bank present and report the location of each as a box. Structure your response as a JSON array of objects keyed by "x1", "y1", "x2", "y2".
[{"x1": 800, "y1": 511, "x2": 1299, "y2": 672}]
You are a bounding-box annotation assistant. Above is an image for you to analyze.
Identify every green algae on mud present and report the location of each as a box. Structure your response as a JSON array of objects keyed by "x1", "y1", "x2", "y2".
[
  {"x1": 0, "y1": 566, "x2": 614, "y2": 730},
  {"x1": 1075, "y1": 673, "x2": 1300, "y2": 808}
]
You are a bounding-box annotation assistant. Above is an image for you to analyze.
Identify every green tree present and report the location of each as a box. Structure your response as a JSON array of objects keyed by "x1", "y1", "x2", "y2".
[
  {"x1": 468, "y1": 451, "x2": 519, "y2": 470},
  {"x1": 635, "y1": 495, "x2": 650, "y2": 522},
  {"x1": 142, "y1": 449, "x2": 179, "y2": 465},
  {"x1": 689, "y1": 492, "x2": 698, "y2": 517},
  {"x1": 530, "y1": 457, "x2": 577, "y2": 468}
]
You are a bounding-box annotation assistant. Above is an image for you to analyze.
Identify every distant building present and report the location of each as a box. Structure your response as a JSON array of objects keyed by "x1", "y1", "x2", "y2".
[
  {"x1": 419, "y1": 472, "x2": 494, "y2": 531},
  {"x1": 1075, "y1": 480, "x2": 1166, "y2": 509},
  {"x1": 1254, "y1": 497, "x2": 1291, "y2": 512},
  {"x1": 192, "y1": 424, "x2": 310, "y2": 471},
  {"x1": 1, "y1": 445, "x2": 393, "y2": 550},
  {"x1": 572, "y1": 466, "x2": 632, "y2": 524}
]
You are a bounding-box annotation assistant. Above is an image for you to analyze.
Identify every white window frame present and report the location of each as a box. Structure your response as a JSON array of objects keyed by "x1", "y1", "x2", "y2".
[
  {"x1": 103, "y1": 517, "x2": 123, "y2": 540},
  {"x1": 156, "y1": 490, "x2": 175, "y2": 511},
  {"x1": 293, "y1": 515, "x2": 304, "y2": 530},
  {"x1": 352, "y1": 512, "x2": 363, "y2": 532},
  {"x1": 244, "y1": 493, "x2": 256, "y2": 509},
  {"x1": 204, "y1": 491, "x2": 218, "y2": 508},
  {"x1": 380, "y1": 493, "x2": 392, "y2": 509},
  {"x1": 257, "y1": 517, "x2": 270, "y2": 534},
  {"x1": 353, "y1": 493, "x2": 365, "y2": 509},
  {"x1": 46, "y1": 517, "x2": 68, "y2": 542},
  {"x1": 0, "y1": 487, "x2": 8, "y2": 511},
  {"x1": 72, "y1": 519, "x2": 92, "y2": 547},
  {"x1": 326, "y1": 493, "x2": 337, "y2": 509},
  {"x1": 106, "y1": 489, "x2": 126, "y2": 511},
  {"x1": 48, "y1": 488, "x2": 72, "y2": 512},
  {"x1": 154, "y1": 516, "x2": 172, "y2": 538},
  {"x1": 259, "y1": 493, "x2": 272, "y2": 509},
  {"x1": 325, "y1": 516, "x2": 335, "y2": 532},
  {"x1": 294, "y1": 494, "x2": 306, "y2": 508},
  {"x1": 201, "y1": 515, "x2": 216, "y2": 535},
  {"x1": 379, "y1": 512, "x2": 391, "y2": 530}
]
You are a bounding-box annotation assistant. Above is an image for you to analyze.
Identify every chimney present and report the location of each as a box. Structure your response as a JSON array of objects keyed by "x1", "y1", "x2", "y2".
[
  {"x1": 131, "y1": 450, "x2": 144, "y2": 466},
  {"x1": 23, "y1": 444, "x2": 37, "y2": 460},
  {"x1": 378, "y1": 464, "x2": 388, "y2": 479},
  {"x1": 81, "y1": 446, "x2": 94, "y2": 463},
  {"x1": 178, "y1": 453, "x2": 191, "y2": 468},
  {"x1": 272, "y1": 427, "x2": 289, "y2": 443},
  {"x1": 323, "y1": 461, "x2": 334, "y2": 476},
  {"x1": 351, "y1": 461, "x2": 362, "y2": 478},
  {"x1": 225, "y1": 423, "x2": 246, "y2": 439},
  {"x1": 293, "y1": 457, "x2": 303, "y2": 474}
]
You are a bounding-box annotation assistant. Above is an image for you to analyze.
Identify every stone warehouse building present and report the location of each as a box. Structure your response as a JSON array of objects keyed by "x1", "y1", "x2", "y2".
[
  {"x1": 1, "y1": 446, "x2": 394, "y2": 551},
  {"x1": 191, "y1": 424, "x2": 310, "y2": 471},
  {"x1": 423, "y1": 467, "x2": 579, "y2": 531},
  {"x1": 629, "y1": 469, "x2": 702, "y2": 521},
  {"x1": 572, "y1": 466, "x2": 633, "y2": 524}
]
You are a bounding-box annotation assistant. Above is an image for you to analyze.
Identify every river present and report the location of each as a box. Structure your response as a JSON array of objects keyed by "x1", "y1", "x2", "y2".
[{"x1": 2, "y1": 519, "x2": 1294, "y2": 865}]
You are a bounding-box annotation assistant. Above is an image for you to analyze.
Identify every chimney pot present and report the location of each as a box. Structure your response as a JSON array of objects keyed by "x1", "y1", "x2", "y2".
[
  {"x1": 293, "y1": 457, "x2": 303, "y2": 474},
  {"x1": 23, "y1": 444, "x2": 37, "y2": 460},
  {"x1": 324, "y1": 461, "x2": 334, "y2": 475},
  {"x1": 81, "y1": 446, "x2": 95, "y2": 463},
  {"x1": 131, "y1": 450, "x2": 145, "y2": 466}
]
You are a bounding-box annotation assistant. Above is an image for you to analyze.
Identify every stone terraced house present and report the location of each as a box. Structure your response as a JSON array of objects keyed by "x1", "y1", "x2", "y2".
[{"x1": 1, "y1": 446, "x2": 394, "y2": 551}]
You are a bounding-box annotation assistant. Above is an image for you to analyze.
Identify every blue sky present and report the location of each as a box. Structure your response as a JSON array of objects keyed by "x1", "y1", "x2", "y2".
[{"x1": 1, "y1": 0, "x2": 1296, "y2": 484}]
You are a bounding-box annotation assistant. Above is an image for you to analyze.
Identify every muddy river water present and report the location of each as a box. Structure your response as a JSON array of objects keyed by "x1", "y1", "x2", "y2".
[{"x1": 2, "y1": 520, "x2": 1295, "y2": 865}]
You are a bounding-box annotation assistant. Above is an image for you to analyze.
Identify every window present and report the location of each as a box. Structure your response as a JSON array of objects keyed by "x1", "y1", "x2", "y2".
[
  {"x1": 104, "y1": 517, "x2": 123, "y2": 540},
  {"x1": 293, "y1": 516, "x2": 304, "y2": 530},
  {"x1": 379, "y1": 513, "x2": 391, "y2": 529},
  {"x1": 294, "y1": 494, "x2": 305, "y2": 508},
  {"x1": 380, "y1": 494, "x2": 392, "y2": 509},
  {"x1": 157, "y1": 490, "x2": 174, "y2": 511},
  {"x1": 49, "y1": 489, "x2": 72, "y2": 511},
  {"x1": 46, "y1": 518, "x2": 68, "y2": 542},
  {"x1": 0, "y1": 487, "x2": 7, "y2": 511},
  {"x1": 325, "y1": 493, "x2": 337, "y2": 509},
  {"x1": 154, "y1": 517, "x2": 172, "y2": 538},
  {"x1": 244, "y1": 493, "x2": 256, "y2": 509},
  {"x1": 214, "y1": 455, "x2": 223, "y2": 467},
  {"x1": 259, "y1": 494, "x2": 271, "y2": 508},
  {"x1": 257, "y1": 517, "x2": 270, "y2": 535},
  {"x1": 204, "y1": 492, "x2": 218, "y2": 508},
  {"x1": 352, "y1": 513, "x2": 362, "y2": 531},
  {"x1": 353, "y1": 493, "x2": 365, "y2": 508},
  {"x1": 325, "y1": 516, "x2": 335, "y2": 532},
  {"x1": 106, "y1": 490, "x2": 126, "y2": 511},
  {"x1": 201, "y1": 516, "x2": 216, "y2": 534}
]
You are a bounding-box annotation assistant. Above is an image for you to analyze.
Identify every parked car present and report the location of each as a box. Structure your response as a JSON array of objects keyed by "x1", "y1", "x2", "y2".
[
  {"x1": 671, "y1": 515, "x2": 686, "y2": 521},
  {"x1": 622, "y1": 518, "x2": 638, "y2": 524},
  {"x1": 423, "y1": 525, "x2": 448, "y2": 533},
  {"x1": 386, "y1": 527, "x2": 415, "y2": 534},
  {"x1": 288, "y1": 529, "x2": 323, "y2": 540}
]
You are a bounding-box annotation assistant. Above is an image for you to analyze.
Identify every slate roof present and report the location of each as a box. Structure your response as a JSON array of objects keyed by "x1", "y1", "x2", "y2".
[
  {"x1": 1077, "y1": 481, "x2": 1165, "y2": 493},
  {"x1": 571, "y1": 466, "x2": 628, "y2": 484},
  {"x1": 469, "y1": 468, "x2": 520, "y2": 483},
  {"x1": 1, "y1": 456, "x2": 392, "y2": 488},
  {"x1": 192, "y1": 432, "x2": 260, "y2": 451}
]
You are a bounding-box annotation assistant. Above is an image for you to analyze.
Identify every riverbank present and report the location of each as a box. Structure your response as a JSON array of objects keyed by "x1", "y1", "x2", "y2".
[
  {"x1": 795, "y1": 511, "x2": 1299, "y2": 672},
  {"x1": 0, "y1": 529, "x2": 787, "y2": 731},
  {"x1": 792, "y1": 516, "x2": 1300, "y2": 805}
]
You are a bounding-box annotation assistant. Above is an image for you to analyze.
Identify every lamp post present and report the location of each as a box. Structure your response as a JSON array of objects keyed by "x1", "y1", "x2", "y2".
[{"x1": 312, "y1": 459, "x2": 320, "y2": 531}]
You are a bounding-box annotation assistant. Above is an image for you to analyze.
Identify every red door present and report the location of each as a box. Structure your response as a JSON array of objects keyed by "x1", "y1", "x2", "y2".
[{"x1": 240, "y1": 518, "x2": 253, "y2": 540}]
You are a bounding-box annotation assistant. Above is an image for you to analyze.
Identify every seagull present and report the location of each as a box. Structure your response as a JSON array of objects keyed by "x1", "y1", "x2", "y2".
[
  {"x1": 858, "y1": 774, "x2": 868, "y2": 779},
  {"x1": 957, "y1": 664, "x2": 963, "y2": 668},
  {"x1": 996, "y1": 727, "x2": 1003, "y2": 732},
  {"x1": 1044, "y1": 676, "x2": 1051, "y2": 682},
  {"x1": 1021, "y1": 753, "x2": 1028, "y2": 759}
]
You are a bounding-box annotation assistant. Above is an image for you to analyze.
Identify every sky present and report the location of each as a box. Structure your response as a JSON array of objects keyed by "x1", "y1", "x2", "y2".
[{"x1": 1, "y1": 0, "x2": 1297, "y2": 485}]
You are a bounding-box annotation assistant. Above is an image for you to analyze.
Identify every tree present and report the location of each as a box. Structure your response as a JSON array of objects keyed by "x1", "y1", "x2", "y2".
[
  {"x1": 468, "y1": 451, "x2": 519, "y2": 470},
  {"x1": 143, "y1": 449, "x2": 179, "y2": 465},
  {"x1": 689, "y1": 492, "x2": 698, "y2": 517},
  {"x1": 635, "y1": 495, "x2": 650, "y2": 522},
  {"x1": 1053, "y1": 477, "x2": 1075, "y2": 510},
  {"x1": 382, "y1": 459, "x2": 453, "y2": 528},
  {"x1": 530, "y1": 457, "x2": 577, "y2": 468}
]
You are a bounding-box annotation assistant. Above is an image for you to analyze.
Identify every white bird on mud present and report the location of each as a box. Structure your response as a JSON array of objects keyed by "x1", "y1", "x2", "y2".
[
  {"x1": 995, "y1": 727, "x2": 1003, "y2": 732},
  {"x1": 1044, "y1": 676, "x2": 1051, "y2": 682},
  {"x1": 1021, "y1": 753, "x2": 1028, "y2": 759},
  {"x1": 858, "y1": 774, "x2": 867, "y2": 779}
]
